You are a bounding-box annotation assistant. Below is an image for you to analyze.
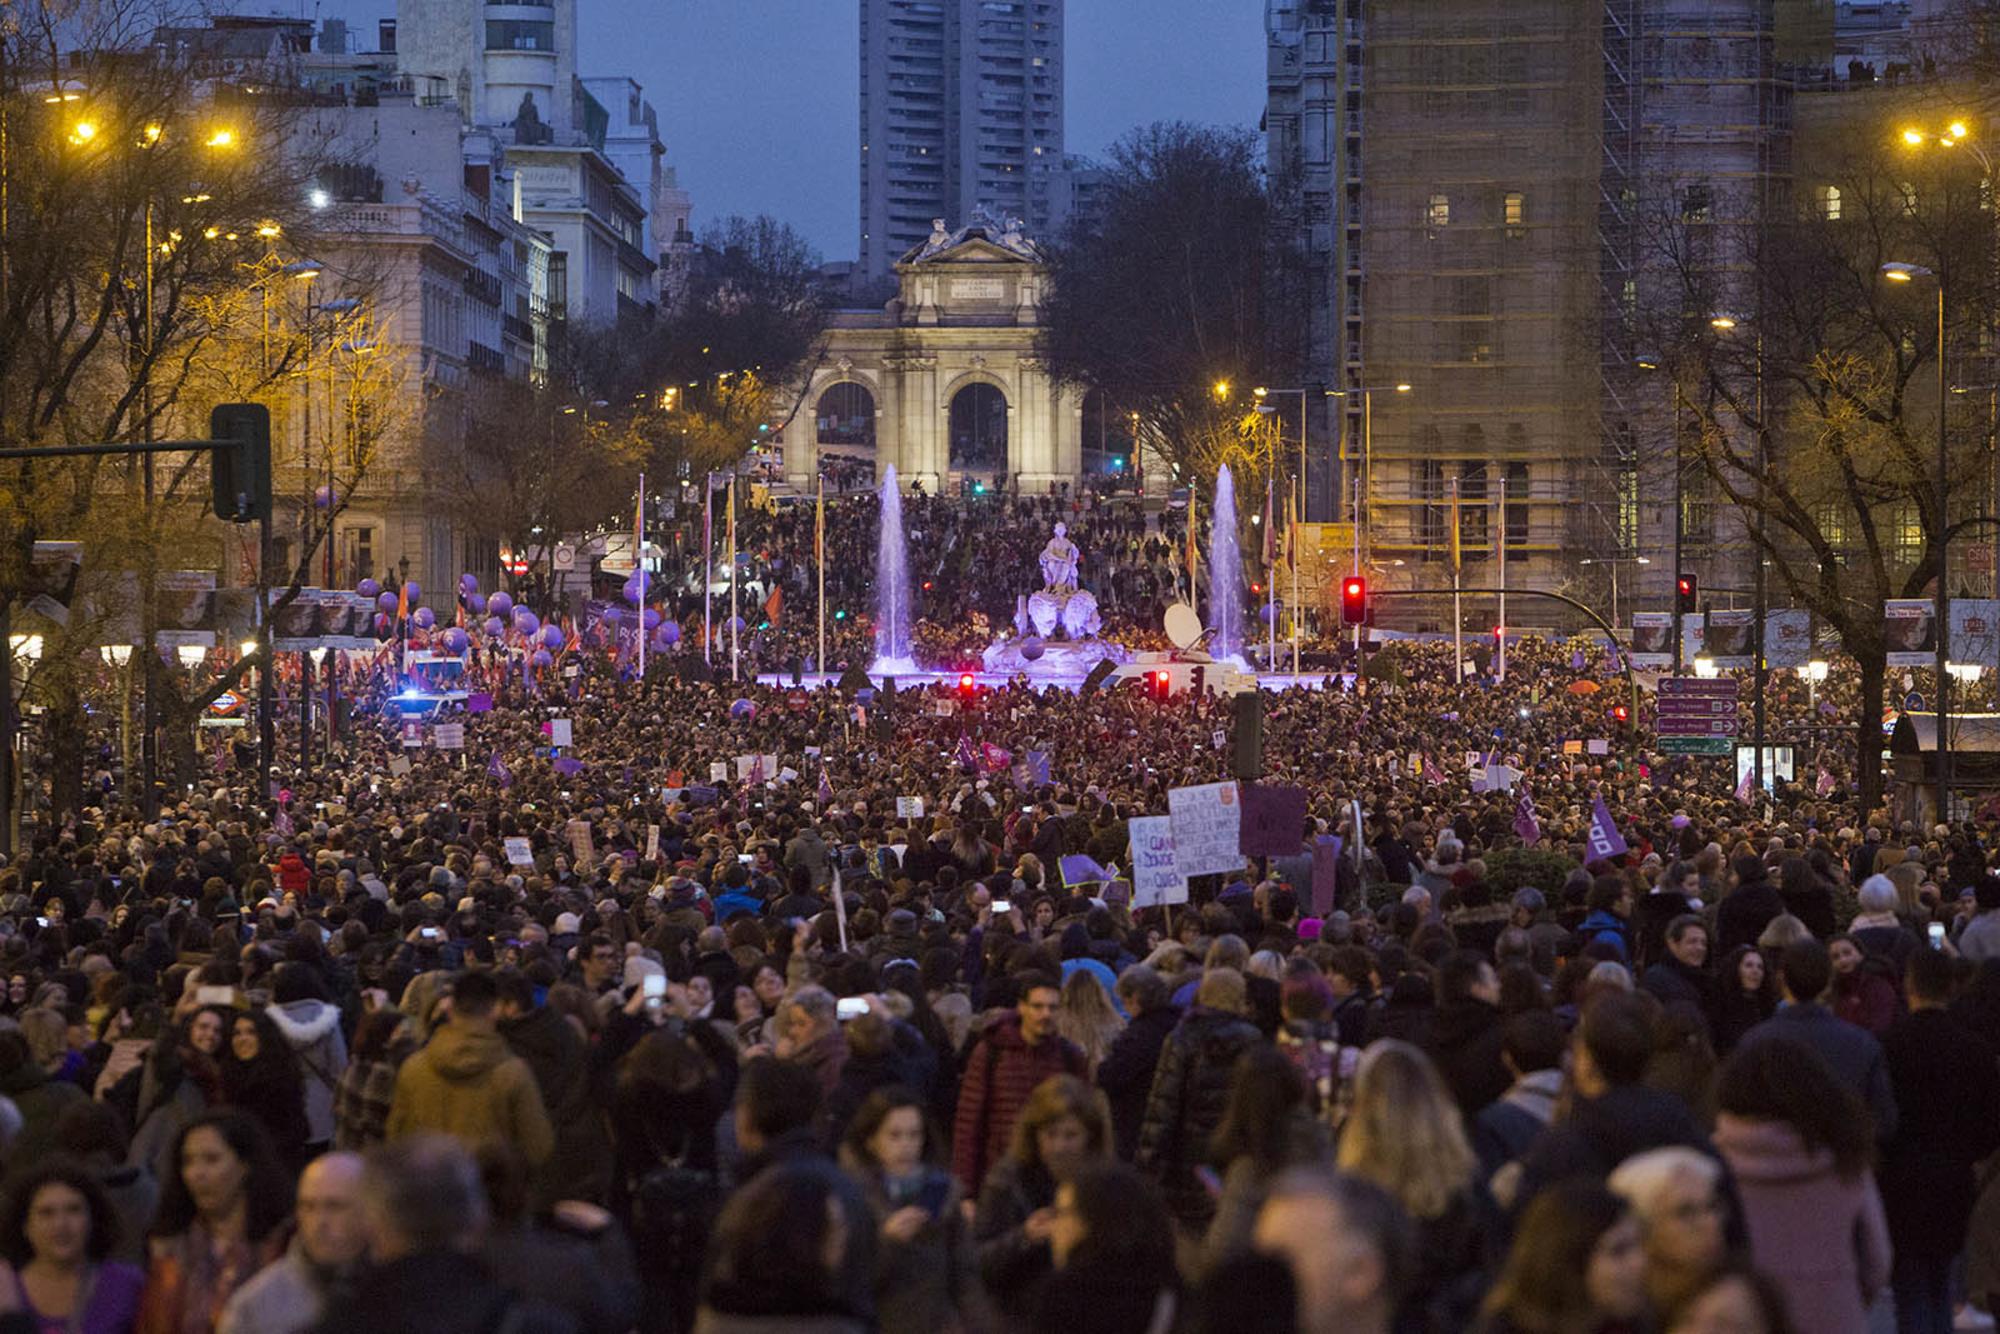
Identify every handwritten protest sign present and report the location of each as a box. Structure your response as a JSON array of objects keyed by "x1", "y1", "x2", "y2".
[
  {"x1": 1167, "y1": 782, "x2": 1243, "y2": 879},
  {"x1": 1127, "y1": 816, "x2": 1187, "y2": 908},
  {"x1": 504, "y1": 837, "x2": 535, "y2": 866}
]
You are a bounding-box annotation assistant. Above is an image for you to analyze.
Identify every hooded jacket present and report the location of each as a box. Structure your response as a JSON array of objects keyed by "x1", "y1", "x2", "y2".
[
  {"x1": 1713, "y1": 1114, "x2": 1889, "y2": 1334},
  {"x1": 267, "y1": 998, "x2": 349, "y2": 1146},
  {"x1": 386, "y1": 1020, "x2": 554, "y2": 1166}
]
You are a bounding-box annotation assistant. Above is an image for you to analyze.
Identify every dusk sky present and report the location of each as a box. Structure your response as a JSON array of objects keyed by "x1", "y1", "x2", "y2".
[
  {"x1": 583, "y1": 2, "x2": 1268, "y2": 261},
  {"x1": 317, "y1": 0, "x2": 1269, "y2": 262}
]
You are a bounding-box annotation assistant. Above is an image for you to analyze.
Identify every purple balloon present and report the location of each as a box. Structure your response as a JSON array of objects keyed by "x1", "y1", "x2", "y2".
[
  {"x1": 412, "y1": 607, "x2": 436, "y2": 630},
  {"x1": 442, "y1": 627, "x2": 469, "y2": 654},
  {"x1": 601, "y1": 607, "x2": 621, "y2": 627},
  {"x1": 514, "y1": 610, "x2": 540, "y2": 637},
  {"x1": 659, "y1": 621, "x2": 681, "y2": 646},
  {"x1": 641, "y1": 608, "x2": 661, "y2": 630},
  {"x1": 466, "y1": 592, "x2": 487, "y2": 615},
  {"x1": 728, "y1": 615, "x2": 746, "y2": 633},
  {"x1": 356, "y1": 578, "x2": 380, "y2": 599},
  {"x1": 376, "y1": 591, "x2": 397, "y2": 614},
  {"x1": 729, "y1": 698, "x2": 756, "y2": 721},
  {"x1": 531, "y1": 649, "x2": 553, "y2": 668},
  {"x1": 489, "y1": 591, "x2": 514, "y2": 617},
  {"x1": 314, "y1": 485, "x2": 333, "y2": 509},
  {"x1": 623, "y1": 572, "x2": 649, "y2": 605},
  {"x1": 1020, "y1": 637, "x2": 1044, "y2": 662},
  {"x1": 484, "y1": 617, "x2": 505, "y2": 638},
  {"x1": 539, "y1": 624, "x2": 564, "y2": 650},
  {"x1": 402, "y1": 581, "x2": 421, "y2": 603},
  {"x1": 459, "y1": 572, "x2": 479, "y2": 594},
  {"x1": 1259, "y1": 603, "x2": 1279, "y2": 624}
]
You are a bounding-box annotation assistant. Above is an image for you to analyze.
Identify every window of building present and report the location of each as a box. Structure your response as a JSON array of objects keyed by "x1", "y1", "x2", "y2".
[
  {"x1": 485, "y1": 19, "x2": 552, "y2": 49},
  {"x1": 347, "y1": 526, "x2": 376, "y2": 584},
  {"x1": 1681, "y1": 182, "x2": 1712, "y2": 224},
  {"x1": 1818, "y1": 184, "x2": 1842, "y2": 221},
  {"x1": 1504, "y1": 191, "x2": 1525, "y2": 228},
  {"x1": 1415, "y1": 458, "x2": 1445, "y2": 555},
  {"x1": 547, "y1": 252, "x2": 568, "y2": 319},
  {"x1": 1894, "y1": 502, "x2": 1924, "y2": 562},
  {"x1": 1427, "y1": 193, "x2": 1450, "y2": 229}
]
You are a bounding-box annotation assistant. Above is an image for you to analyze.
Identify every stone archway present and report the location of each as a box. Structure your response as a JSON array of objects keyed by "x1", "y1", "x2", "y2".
[
  {"x1": 948, "y1": 382, "x2": 1008, "y2": 477},
  {"x1": 815, "y1": 381, "x2": 877, "y2": 449}
]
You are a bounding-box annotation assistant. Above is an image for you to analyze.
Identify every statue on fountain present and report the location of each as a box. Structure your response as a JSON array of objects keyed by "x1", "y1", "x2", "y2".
[{"x1": 1022, "y1": 521, "x2": 1100, "y2": 640}]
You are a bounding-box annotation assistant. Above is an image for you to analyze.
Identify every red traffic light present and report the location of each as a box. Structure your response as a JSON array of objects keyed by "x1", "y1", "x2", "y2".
[
  {"x1": 958, "y1": 672, "x2": 976, "y2": 692},
  {"x1": 1340, "y1": 577, "x2": 1368, "y2": 626},
  {"x1": 1150, "y1": 669, "x2": 1172, "y2": 700},
  {"x1": 1613, "y1": 704, "x2": 1630, "y2": 722}
]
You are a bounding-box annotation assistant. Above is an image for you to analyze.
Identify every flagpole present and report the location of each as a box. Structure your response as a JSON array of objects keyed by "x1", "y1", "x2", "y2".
[
  {"x1": 636, "y1": 471, "x2": 646, "y2": 684},
  {"x1": 728, "y1": 474, "x2": 738, "y2": 682},
  {"x1": 1496, "y1": 477, "x2": 1508, "y2": 683},
  {"x1": 816, "y1": 472, "x2": 826, "y2": 680},
  {"x1": 1266, "y1": 476, "x2": 1276, "y2": 672},
  {"x1": 1289, "y1": 492, "x2": 1300, "y2": 679},
  {"x1": 702, "y1": 474, "x2": 713, "y2": 667}
]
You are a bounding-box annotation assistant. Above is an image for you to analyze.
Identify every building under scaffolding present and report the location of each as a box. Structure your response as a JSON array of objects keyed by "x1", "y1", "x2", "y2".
[{"x1": 1267, "y1": 0, "x2": 1825, "y2": 630}]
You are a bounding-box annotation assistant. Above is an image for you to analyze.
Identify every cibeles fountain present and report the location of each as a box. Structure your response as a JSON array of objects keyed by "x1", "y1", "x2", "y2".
[{"x1": 981, "y1": 520, "x2": 1132, "y2": 680}]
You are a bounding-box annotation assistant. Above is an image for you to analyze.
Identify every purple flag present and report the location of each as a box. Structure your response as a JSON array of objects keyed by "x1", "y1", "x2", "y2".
[
  {"x1": 1586, "y1": 797, "x2": 1629, "y2": 863},
  {"x1": 1571, "y1": 649, "x2": 1587, "y2": 672},
  {"x1": 1735, "y1": 766, "x2": 1755, "y2": 805},
  {"x1": 1513, "y1": 786, "x2": 1541, "y2": 846},
  {"x1": 553, "y1": 756, "x2": 585, "y2": 776},
  {"x1": 1059, "y1": 854, "x2": 1113, "y2": 888},
  {"x1": 817, "y1": 769, "x2": 835, "y2": 805},
  {"x1": 466, "y1": 692, "x2": 494, "y2": 713},
  {"x1": 486, "y1": 752, "x2": 513, "y2": 787},
  {"x1": 1816, "y1": 768, "x2": 1837, "y2": 797},
  {"x1": 955, "y1": 735, "x2": 978, "y2": 771}
]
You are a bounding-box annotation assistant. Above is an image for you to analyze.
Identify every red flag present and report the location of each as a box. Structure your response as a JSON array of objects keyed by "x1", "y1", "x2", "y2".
[{"x1": 763, "y1": 585, "x2": 783, "y2": 628}]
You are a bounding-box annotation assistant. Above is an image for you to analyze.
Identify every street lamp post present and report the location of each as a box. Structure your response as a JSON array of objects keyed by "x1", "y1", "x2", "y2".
[
  {"x1": 1710, "y1": 314, "x2": 1767, "y2": 794},
  {"x1": 1883, "y1": 260, "x2": 1952, "y2": 822},
  {"x1": 1255, "y1": 386, "x2": 1310, "y2": 676},
  {"x1": 1578, "y1": 556, "x2": 1652, "y2": 628}
]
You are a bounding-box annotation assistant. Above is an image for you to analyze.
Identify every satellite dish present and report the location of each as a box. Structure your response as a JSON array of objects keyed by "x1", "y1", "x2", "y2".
[{"x1": 1164, "y1": 602, "x2": 1203, "y2": 651}]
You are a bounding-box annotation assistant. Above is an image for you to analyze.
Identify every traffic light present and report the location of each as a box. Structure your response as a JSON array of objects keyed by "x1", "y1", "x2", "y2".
[
  {"x1": 1231, "y1": 688, "x2": 1264, "y2": 779},
  {"x1": 1676, "y1": 573, "x2": 1698, "y2": 615},
  {"x1": 957, "y1": 672, "x2": 977, "y2": 701},
  {"x1": 1340, "y1": 576, "x2": 1368, "y2": 626},
  {"x1": 209, "y1": 403, "x2": 271, "y2": 523},
  {"x1": 1149, "y1": 669, "x2": 1172, "y2": 701},
  {"x1": 1612, "y1": 703, "x2": 1631, "y2": 724}
]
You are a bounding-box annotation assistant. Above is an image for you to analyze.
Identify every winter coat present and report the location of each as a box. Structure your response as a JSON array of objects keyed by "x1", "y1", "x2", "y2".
[
  {"x1": 267, "y1": 998, "x2": 348, "y2": 1147},
  {"x1": 1470, "y1": 1068, "x2": 1564, "y2": 1183},
  {"x1": 1423, "y1": 999, "x2": 1511, "y2": 1118},
  {"x1": 332, "y1": 1056, "x2": 398, "y2": 1151},
  {"x1": 1134, "y1": 1006, "x2": 1264, "y2": 1226},
  {"x1": 853, "y1": 1166, "x2": 984, "y2": 1334},
  {"x1": 311, "y1": 1250, "x2": 577, "y2": 1334},
  {"x1": 0, "y1": 1056, "x2": 85, "y2": 1173},
  {"x1": 1514, "y1": 1084, "x2": 1715, "y2": 1213},
  {"x1": 1715, "y1": 882, "x2": 1785, "y2": 955},
  {"x1": 1879, "y1": 1009, "x2": 2000, "y2": 1264},
  {"x1": 1574, "y1": 910, "x2": 1630, "y2": 962},
  {"x1": 1640, "y1": 958, "x2": 1713, "y2": 1022},
  {"x1": 502, "y1": 1003, "x2": 612, "y2": 1207},
  {"x1": 1737, "y1": 1004, "x2": 1899, "y2": 1142},
  {"x1": 950, "y1": 1015, "x2": 1086, "y2": 1192},
  {"x1": 1708, "y1": 985, "x2": 1775, "y2": 1056},
  {"x1": 971, "y1": 1154, "x2": 1057, "y2": 1327},
  {"x1": 1631, "y1": 892, "x2": 1694, "y2": 970},
  {"x1": 1713, "y1": 1113, "x2": 1890, "y2": 1334},
  {"x1": 386, "y1": 1021, "x2": 555, "y2": 1165},
  {"x1": 1831, "y1": 968, "x2": 1902, "y2": 1037},
  {"x1": 1095, "y1": 1005, "x2": 1180, "y2": 1160}
]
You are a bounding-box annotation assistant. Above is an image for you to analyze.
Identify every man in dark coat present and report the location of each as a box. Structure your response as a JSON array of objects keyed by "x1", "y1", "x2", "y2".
[
  {"x1": 1134, "y1": 968, "x2": 1264, "y2": 1228},
  {"x1": 1639, "y1": 915, "x2": 1714, "y2": 1030},
  {"x1": 1095, "y1": 965, "x2": 1179, "y2": 1159},
  {"x1": 1879, "y1": 948, "x2": 2000, "y2": 1332},
  {"x1": 1422, "y1": 952, "x2": 1511, "y2": 1118}
]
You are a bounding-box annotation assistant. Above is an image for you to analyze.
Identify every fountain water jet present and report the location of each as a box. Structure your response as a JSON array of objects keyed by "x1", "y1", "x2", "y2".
[
  {"x1": 1209, "y1": 464, "x2": 1245, "y2": 665},
  {"x1": 872, "y1": 465, "x2": 918, "y2": 676}
]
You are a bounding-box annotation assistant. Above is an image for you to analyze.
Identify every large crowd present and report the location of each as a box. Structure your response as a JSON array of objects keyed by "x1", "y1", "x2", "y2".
[{"x1": 5, "y1": 494, "x2": 2000, "y2": 1334}]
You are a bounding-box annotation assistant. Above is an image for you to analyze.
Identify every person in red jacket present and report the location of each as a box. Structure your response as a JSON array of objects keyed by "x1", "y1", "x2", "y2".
[
  {"x1": 952, "y1": 971, "x2": 1086, "y2": 1192},
  {"x1": 274, "y1": 846, "x2": 311, "y2": 898}
]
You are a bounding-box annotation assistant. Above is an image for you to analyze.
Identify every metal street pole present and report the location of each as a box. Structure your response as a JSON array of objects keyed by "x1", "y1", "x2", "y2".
[
  {"x1": 1753, "y1": 330, "x2": 1767, "y2": 798},
  {"x1": 1672, "y1": 382, "x2": 1685, "y2": 676},
  {"x1": 1935, "y1": 282, "x2": 1952, "y2": 823}
]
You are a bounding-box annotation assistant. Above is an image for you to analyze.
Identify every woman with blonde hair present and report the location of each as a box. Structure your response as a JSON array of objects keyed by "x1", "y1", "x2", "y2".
[
  {"x1": 971, "y1": 1074, "x2": 1113, "y2": 1326},
  {"x1": 1338, "y1": 1040, "x2": 1500, "y2": 1330},
  {"x1": 1054, "y1": 969, "x2": 1124, "y2": 1078}
]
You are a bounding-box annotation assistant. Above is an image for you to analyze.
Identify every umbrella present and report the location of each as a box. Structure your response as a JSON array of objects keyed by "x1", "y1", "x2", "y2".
[{"x1": 1564, "y1": 679, "x2": 1602, "y2": 696}]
